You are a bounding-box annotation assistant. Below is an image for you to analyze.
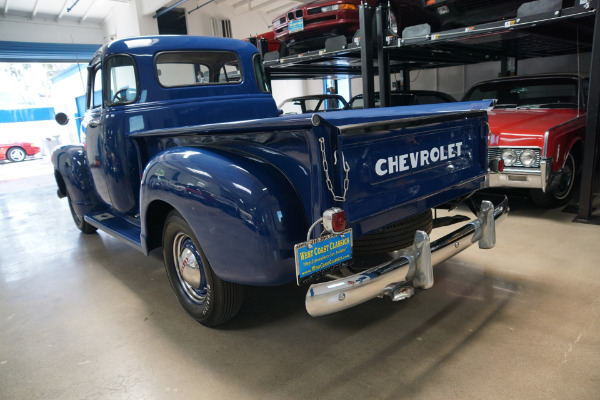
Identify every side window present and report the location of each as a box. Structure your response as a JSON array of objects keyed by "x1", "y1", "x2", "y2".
[
  {"x1": 280, "y1": 101, "x2": 303, "y2": 115},
  {"x1": 89, "y1": 66, "x2": 103, "y2": 109},
  {"x1": 219, "y1": 60, "x2": 241, "y2": 83},
  {"x1": 350, "y1": 97, "x2": 364, "y2": 109},
  {"x1": 107, "y1": 55, "x2": 138, "y2": 106},
  {"x1": 155, "y1": 51, "x2": 242, "y2": 87}
]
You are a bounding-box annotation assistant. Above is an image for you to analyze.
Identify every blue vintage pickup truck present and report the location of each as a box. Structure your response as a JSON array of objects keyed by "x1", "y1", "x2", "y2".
[{"x1": 52, "y1": 35, "x2": 507, "y2": 326}]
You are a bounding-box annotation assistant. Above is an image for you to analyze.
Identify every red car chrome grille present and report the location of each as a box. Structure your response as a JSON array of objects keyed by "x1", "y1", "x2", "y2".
[
  {"x1": 288, "y1": 9, "x2": 303, "y2": 20},
  {"x1": 488, "y1": 147, "x2": 541, "y2": 168}
]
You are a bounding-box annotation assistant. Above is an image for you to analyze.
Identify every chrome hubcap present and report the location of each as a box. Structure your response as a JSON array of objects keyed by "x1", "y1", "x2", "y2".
[
  {"x1": 178, "y1": 247, "x2": 202, "y2": 288},
  {"x1": 173, "y1": 232, "x2": 207, "y2": 304}
]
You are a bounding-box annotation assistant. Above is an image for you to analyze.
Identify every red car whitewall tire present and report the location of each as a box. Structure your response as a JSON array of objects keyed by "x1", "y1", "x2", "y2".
[{"x1": 529, "y1": 153, "x2": 577, "y2": 208}]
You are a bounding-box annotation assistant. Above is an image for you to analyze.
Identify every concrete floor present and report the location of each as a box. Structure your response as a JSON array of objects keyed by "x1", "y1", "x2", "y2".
[{"x1": 1, "y1": 157, "x2": 600, "y2": 400}]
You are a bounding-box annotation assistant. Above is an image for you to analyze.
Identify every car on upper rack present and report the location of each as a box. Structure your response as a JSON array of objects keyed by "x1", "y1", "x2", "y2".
[
  {"x1": 245, "y1": 31, "x2": 281, "y2": 54},
  {"x1": 422, "y1": 0, "x2": 577, "y2": 29},
  {"x1": 462, "y1": 73, "x2": 588, "y2": 208},
  {"x1": 272, "y1": 0, "x2": 437, "y2": 54},
  {"x1": 0, "y1": 141, "x2": 41, "y2": 162},
  {"x1": 348, "y1": 90, "x2": 456, "y2": 109},
  {"x1": 278, "y1": 94, "x2": 349, "y2": 114}
]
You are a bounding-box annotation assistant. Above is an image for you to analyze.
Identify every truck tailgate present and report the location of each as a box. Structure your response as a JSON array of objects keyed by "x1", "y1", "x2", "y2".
[
  {"x1": 132, "y1": 100, "x2": 492, "y2": 240},
  {"x1": 316, "y1": 102, "x2": 491, "y2": 236}
]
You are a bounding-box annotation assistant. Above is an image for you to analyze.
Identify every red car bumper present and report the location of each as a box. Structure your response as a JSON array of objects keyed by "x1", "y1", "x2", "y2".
[{"x1": 273, "y1": 8, "x2": 361, "y2": 46}]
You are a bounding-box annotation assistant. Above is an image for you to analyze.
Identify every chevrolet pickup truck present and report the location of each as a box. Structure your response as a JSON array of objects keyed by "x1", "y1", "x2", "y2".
[{"x1": 52, "y1": 35, "x2": 507, "y2": 327}]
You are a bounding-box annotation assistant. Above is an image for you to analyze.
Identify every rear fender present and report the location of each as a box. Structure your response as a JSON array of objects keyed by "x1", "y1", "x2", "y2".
[
  {"x1": 51, "y1": 145, "x2": 105, "y2": 217},
  {"x1": 140, "y1": 146, "x2": 308, "y2": 286}
]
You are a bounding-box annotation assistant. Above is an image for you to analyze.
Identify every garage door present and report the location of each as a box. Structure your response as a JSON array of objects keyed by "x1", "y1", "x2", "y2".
[{"x1": 0, "y1": 41, "x2": 100, "y2": 62}]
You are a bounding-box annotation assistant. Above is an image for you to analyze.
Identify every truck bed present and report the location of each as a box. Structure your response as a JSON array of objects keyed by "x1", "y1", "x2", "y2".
[{"x1": 130, "y1": 100, "x2": 492, "y2": 239}]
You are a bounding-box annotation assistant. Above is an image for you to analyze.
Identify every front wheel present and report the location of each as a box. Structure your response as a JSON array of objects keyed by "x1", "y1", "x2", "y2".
[
  {"x1": 7, "y1": 147, "x2": 26, "y2": 162},
  {"x1": 162, "y1": 211, "x2": 243, "y2": 327},
  {"x1": 530, "y1": 152, "x2": 577, "y2": 208},
  {"x1": 68, "y1": 195, "x2": 97, "y2": 234}
]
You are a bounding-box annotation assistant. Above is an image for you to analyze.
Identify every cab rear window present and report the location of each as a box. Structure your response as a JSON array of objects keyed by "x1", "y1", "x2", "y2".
[{"x1": 155, "y1": 51, "x2": 242, "y2": 87}]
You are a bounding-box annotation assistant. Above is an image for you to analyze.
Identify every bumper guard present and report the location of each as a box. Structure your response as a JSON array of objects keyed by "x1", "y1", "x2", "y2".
[{"x1": 305, "y1": 198, "x2": 509, "y2": 316}]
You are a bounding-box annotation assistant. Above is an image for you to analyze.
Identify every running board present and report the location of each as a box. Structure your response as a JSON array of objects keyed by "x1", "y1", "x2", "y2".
[{"x1": 85, "y1": 212, "x2": 143, "y2": 251}]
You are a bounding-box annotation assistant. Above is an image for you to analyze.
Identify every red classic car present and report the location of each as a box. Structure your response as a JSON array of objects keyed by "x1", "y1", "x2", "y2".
[
  {"x1": 245, "y1": 31, "x2": 281, "y2": 54},
  {"x1": 0, "y1": 141, "x2": 41, "y2": 162},
  {"x1": 272, "y1": 0, "x2": 436, "y2": 53},
  {"x1": 463, "y1": 73, "x2": 587, "y2": 208}
]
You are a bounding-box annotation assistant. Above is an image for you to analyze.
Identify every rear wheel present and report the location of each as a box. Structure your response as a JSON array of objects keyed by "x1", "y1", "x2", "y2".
[
  {"x1": 6, "y1": 147, "x2": 26, "y2": 162},
  {"x1": 162, "y1": 211, "x2": 243, "y2": 327},
  {"x1": 530, "y1": 152, "x2": 576, "y2": 208}
]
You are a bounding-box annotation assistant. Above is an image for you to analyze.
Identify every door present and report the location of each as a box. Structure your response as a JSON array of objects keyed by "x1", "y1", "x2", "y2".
[{"x1": 83, "y1": 60, "x2": 112, "y2": 205}]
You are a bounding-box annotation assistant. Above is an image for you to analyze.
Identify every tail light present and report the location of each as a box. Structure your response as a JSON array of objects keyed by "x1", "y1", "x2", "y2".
[{"x1": 323, "y1": 208, "x2": 346, "y2": 233}]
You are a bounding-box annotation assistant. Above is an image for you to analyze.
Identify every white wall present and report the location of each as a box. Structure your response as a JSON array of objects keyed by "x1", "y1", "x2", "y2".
[
  {"x1": 519, "y1": 52, "x2": 591, "y2": 75},
  {"x1": 183, "y1": 2, "x2": 273, "y2": 38},
  {"x1": 52, "y1": 67, "x2": 89, "y2": 145},
  {"x1": 103, "y1": 0, "x2": 274, "y2": 39},
  {"x1": 271, "y1": 79, "x2": 325, "y2": 105},
  {"x1": 104, "y1": 2, "x2": 141, "y2": 40},
  {"x1": 0, "y1": 0, "x2": 275, "y2": 43},
  {"x1": 0, "y1": 17, "x2": 105, "y2": 45},
  {"x1": 4, "y1": 0, "x2": 588, "y2": 106}
]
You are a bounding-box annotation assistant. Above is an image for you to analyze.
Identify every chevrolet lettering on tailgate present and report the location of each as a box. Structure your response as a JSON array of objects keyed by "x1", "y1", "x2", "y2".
[{"x1": 375, "y1": 142, "x2": 463, "y2": 177}]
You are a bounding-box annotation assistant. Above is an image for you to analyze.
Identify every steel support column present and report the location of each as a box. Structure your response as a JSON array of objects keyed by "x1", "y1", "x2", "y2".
[
  {"x1": 376, "y1": 4, "x2": 390, "y2": 107},
  {"x1": 359, "y1": 4, "x2": 375, "y2": 109},
  {"x1": 577, "y1": 6, "x2": 600, "y2": 221},
  {"x1": 403, "y1": 70, "x2": 410, "y2": 91}
]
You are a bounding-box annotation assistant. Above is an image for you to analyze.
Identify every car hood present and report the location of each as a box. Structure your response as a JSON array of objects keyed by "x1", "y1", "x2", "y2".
[
  {"x1": 273, "y1": 0, "x2": 362, "y2": 19},
  {"x1": 2, "y1": 141, "x2": 34, "y2": 146},
  {"x1": 488, "y1": 108, "x2": 583, "y2": 148}
]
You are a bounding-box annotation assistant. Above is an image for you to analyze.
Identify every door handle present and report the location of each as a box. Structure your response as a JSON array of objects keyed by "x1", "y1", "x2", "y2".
[{"x1": 88, "y1": 119, "x2": 100, "y2": 128}]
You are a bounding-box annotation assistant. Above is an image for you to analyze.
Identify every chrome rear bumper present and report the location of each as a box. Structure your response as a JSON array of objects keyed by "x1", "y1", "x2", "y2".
[{"x1": 305, "y1": 198, "x2": 509, "y2": 317}]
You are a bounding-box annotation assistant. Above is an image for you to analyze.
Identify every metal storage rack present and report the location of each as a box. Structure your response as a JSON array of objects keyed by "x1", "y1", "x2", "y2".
[{"x1": 263, "y1": 0, "x2": 600, "y2": 221}]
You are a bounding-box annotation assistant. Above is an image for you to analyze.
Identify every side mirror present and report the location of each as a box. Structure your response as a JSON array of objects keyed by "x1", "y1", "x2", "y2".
[{"x1": 55, "y1": 112, "x2": 69, "y2": 126}]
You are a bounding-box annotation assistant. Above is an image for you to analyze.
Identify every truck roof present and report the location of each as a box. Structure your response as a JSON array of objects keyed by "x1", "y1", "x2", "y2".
[{"x1": 95, "y1": 35, "x2": 260, "y2": 60}]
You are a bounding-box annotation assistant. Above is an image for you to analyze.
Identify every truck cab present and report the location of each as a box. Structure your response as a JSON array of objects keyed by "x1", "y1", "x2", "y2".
[{"x1": 80, "y1": 36, "x2": 278, "y2": 215}]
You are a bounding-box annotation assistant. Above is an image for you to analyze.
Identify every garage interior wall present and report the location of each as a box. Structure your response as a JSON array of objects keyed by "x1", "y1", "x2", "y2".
[
  {"x1": 0, "y1": 18, "x2": 105, "y2": 46},
  {"x1": 346, "y1": 50, "x2": 591, "y2": 102},
  {"x1": 408, "y1": 53, "x2": 592, "y2": 100},
  {"x1": 0, "y1": 0, "x2": 593, "y2": 103}
]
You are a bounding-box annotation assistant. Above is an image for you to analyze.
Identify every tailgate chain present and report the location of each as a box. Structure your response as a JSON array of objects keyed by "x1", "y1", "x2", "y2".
[{"x1": 319, "y1": 137, "x2": 350, "y2": 202}]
